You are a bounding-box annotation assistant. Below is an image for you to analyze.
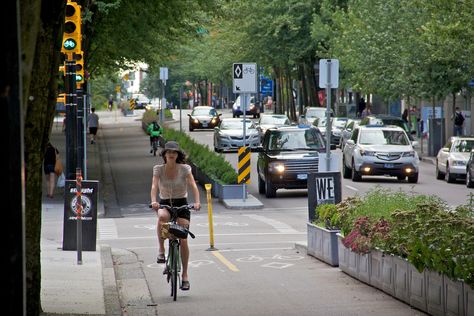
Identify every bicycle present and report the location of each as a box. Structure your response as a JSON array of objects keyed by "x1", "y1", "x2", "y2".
[
  {"x1": 150, "y1": 135, "x2": 165, "y2": 156},
  {"x1": 150, "y1": 204, "x2": 195, "y2": 301}
]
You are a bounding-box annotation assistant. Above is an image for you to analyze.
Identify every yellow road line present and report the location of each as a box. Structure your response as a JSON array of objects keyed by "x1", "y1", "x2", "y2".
[{"x1": 212, "y1": 251, "x2": 239, "y2": 272}]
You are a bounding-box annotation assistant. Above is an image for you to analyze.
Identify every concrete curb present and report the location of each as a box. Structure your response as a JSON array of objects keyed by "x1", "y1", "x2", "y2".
[
  {"x1": 111, "y1": 248, "x2": 157, "y2": 316},
  {"x1": 221, "y1": 194, "x2": 264, "y2": 209},
  {"x1": 101, "y1": 245, "x2": 122, "y2": 316}
]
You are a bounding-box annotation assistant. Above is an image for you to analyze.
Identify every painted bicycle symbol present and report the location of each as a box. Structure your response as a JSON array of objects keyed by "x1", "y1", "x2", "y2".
[{"x1": 236, "y1": 254, "x2": 304, "y2": 263}]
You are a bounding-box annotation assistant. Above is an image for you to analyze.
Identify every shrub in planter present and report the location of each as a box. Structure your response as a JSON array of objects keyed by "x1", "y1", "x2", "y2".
[
  {"x1": 314, "y1": 204, "x2": 340, "y2": 229},
  {"x1": 162, "y1": 127, "x2": 238, "y2": 185}
]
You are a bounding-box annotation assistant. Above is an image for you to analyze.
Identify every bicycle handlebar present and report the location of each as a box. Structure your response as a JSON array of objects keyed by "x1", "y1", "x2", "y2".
[{"x1": 149, "y1": 204, "x2": 195, "y2": 210}]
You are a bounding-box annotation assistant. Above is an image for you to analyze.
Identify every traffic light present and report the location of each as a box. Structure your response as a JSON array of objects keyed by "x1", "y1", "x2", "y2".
[
  {"x1": 74, "y1": 52, "x2": 84, "y2": 84},
  {"x1": 61, "y1": 1, "x2": 82, "y2": 58}
]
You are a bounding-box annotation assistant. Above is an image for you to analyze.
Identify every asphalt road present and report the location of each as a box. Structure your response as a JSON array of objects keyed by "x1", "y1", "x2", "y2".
[{"x1": 96, "y1": 108, "x2": 470, "y2": 315}]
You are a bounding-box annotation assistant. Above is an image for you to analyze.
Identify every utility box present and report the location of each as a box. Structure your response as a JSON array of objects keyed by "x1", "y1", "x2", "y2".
[
  {"x1": 62, "y1": 180, "x2": 99, "y2": 251},
  {"x1": 428, "y1": 118, "x2": 445, "y2": 157}
]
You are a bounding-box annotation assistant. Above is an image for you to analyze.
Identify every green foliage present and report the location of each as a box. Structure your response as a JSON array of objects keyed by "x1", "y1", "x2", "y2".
[
  {"x1": 314, "y1": 204, "x2": 340, "y2": 230},
  {"x1": 162, "y1": 127, "x2": 237, "y2": 185}
]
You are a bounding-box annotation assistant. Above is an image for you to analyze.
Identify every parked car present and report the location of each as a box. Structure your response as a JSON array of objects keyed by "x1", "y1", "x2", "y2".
[
  {"x1": 255, "y1": 125, "x2": 330, "y2": 198},
  {"x1": 255, "y1": 114, "x2": 291, "y2": 140},
  {"x1": 436, "y1": 136, "x2": 474, "y2": 183},
  {"x1": 342, "y1": 125, "x2": 419, "y2": 183},
  {"x1": 298, "y1": 106, "x2": 334, "y2": 126},
  {"x1": 340, "y1": 118, "x2": 361, "y2": 150},
  {"x1": 188, "y1": 106, "x2": 222, "y2": 131},
  {"x1": 330, "y1": 117, "x2": 348, "y2": 147},
  {"x1": 213, "y1": 118, "x2": 260, "y2": 152},
  {"x1": 232, "y1": 95, "x2": 260, "y2": 118},
  {"x1": 359, "y1": 115, "x2": 415, "y2": 142},
  {"x1": 466, "y1": 150, "x2": 474, "y2": 188}
]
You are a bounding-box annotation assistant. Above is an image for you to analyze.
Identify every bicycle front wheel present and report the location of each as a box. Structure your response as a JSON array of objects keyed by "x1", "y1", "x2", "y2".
[{"x1": 170, "y1": 242, "x2": 179, "y2": 301}]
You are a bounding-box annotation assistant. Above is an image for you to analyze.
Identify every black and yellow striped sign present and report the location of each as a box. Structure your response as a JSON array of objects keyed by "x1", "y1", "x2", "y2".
[
  {"x1": 129, "y1": 98, "x2": 135, "y2": 110},
  {"x1": 238, "y1": 146, "x2": 251, "y2": 184}
]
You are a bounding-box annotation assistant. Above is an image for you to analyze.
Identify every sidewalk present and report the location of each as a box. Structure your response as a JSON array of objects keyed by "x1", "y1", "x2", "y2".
[{"x1": 41, "y1": 117, "x2": 120, "y2": 316}]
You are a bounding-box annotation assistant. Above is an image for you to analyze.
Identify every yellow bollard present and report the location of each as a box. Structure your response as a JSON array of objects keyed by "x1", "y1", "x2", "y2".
[{"x1": 205, "y1": 184, "x2": 217, "y2": 251}]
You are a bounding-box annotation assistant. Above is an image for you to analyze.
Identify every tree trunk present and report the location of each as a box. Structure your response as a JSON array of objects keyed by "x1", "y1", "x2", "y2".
[{"x1": 23, "y1": 1, "x2": 64, "y2": 314}]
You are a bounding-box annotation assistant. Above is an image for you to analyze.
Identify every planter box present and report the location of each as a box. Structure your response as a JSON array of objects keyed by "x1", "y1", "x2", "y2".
[
  {"x1": 381, "y1": 254, "x2": 395, "y2": 296},
  {"x1": 358, "y1": 252, "x2": 370, "y2": 284},
  {"x1": 393, "y1": 255, "x2": 410, "y2": 304},
  {"x1": 306, "y1": 223, "x2": 339, "y2": 266},
  {"x1": 409, "y1": 264, "x2": 427, "y2": 311},
  {"x1": 426, "y1": 270, "x2": 445, "y2": 316},
  {"x1": 464, "y1": 283, "x2": 473, "y2": 316},
  {"x1": 190, "y1": 163, "x2": 219, "y2": 197},
  {"x1": 370, "y1": 249, "x2": 383, "y2": 290},
  {"x1": 218, "y1": 184, "x2": 246, "y2": 201},
  {"x1": 337, "y1": 233, "x2": 358, "y2": 278},
  {"x1": 444, "y1": 277, "x2": 464, "y2": 316}
]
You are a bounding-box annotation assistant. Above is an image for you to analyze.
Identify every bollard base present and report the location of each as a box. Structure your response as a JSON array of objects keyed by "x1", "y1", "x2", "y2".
[{"x1": 206, "y1": 246, "x2": 218, "y2": 251}]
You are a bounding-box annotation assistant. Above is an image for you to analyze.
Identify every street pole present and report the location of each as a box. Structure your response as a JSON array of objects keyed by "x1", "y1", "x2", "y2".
[
  {"x1": 242, "y1": 93, "x2": 247, "y2": 202},
  {"x1": 326, "y1": 62, "x2": 332, "y2": 172},
  {"x1": 160, "y1": 80, "x2": 165, "y2": 123},
  {"x1": 65, "y1": 60, "x2": 77, "y2": 180},
  {"x1": 179, "y1": 85, "x2": 183, "y2": 133}
]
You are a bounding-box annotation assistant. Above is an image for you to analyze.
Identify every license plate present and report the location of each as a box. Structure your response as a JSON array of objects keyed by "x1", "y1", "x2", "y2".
[
  {"x1": 297, "y1": 174, "x2": 307, "y2": 180},
  {"x1": 202, "y1": 123, "x2": 208, "y2": 127},
  {"x1": 384, "y1": 163, "x2": 394, "y2": 168}
]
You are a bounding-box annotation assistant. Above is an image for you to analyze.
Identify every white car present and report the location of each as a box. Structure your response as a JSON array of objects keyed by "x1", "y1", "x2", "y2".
[
  {"x1": 213, "y1": 118, "x2": 260, "y2": 152},
  {"x1": 256, "y1": 114, "x2": 291, "y2": 140},
  {"x1": 342, "y1": 125, "x2": 419, "y2": 182},
  {"x1": 436, "y1": 136, "x2": 474, "y2": 183}
]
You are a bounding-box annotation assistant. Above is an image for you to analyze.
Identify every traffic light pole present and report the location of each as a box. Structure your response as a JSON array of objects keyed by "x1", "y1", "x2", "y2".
[
  {"x1": 65, "y1": 60, "x2": 77, "y2": 180},
  {"x1": 76, "y1": 87, "x2": 84, "y2": 173}
]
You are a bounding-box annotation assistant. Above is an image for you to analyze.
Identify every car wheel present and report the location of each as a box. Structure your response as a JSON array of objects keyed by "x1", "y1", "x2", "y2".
[
  {"x1": 342, "y1": 156, "x2": 351, "y2": 179},
  {"x1": 446, "y1": 164, "x2": 456, "y2": 183},
  {"x1": 407, "y1": 173, "x2": 418, "y2": 183},
  {"x1": 351, "y1": 160, "x2": 362, "y2": 182},
  {"x1": 467, "y1": 169, "x2": 474, "y2": 188},
  {"x1": 189, "y1": 126, "x2": 194, "y2": 132},
  {"x1": 232, "y1": 113, "x2": 236, "y2": 118},
  {"x1": 258, "y1": 172, "x2": 265, "y2": 194},
  {"x1": 435, "y1": 161, "x2": 445, "y2": 180},
  {"x1": 265, "y1": 175, "x2": 276, "y2": 198}
]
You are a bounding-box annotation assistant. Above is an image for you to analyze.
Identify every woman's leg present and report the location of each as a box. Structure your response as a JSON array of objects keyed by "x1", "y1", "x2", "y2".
[
  {"x1": 48, "y1": 172, "x2": 55, "y2": 197},
  {"x1": 157, "y1": 209, "x2": 170, "y2": 255},
  {"x1": 177, "y1": 218, "x2": 191, "y2": 281}
]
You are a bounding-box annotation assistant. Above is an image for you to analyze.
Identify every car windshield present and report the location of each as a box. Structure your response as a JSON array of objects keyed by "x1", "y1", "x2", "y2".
[
  {"x1": 452, "y1": 139, "x2": 474, "y2": 153},
  {"x1": 260, "y1": 116, "x2": 290, "y2": 125},
  {"x1": 378, "y1": 118, "x2": 410, "y2": 134},
  {"x1": 359, "y1": 130, "x2": 410, "y2": 145},
  {"x1": 305, "y1": 108, "x2": 326, "y2": 118},
  {"x1": 193, "y1": 108, "x2": 216, "y2": 116},
  {"x1": 268, "y1": 130, "x2": 325, "y2": 150},
  {"x1": 332, "y1": 118, "x2": 348, "y2": 129},
  {"x1": 220, "y1": 120, "x2": 255, "y2": 130}
]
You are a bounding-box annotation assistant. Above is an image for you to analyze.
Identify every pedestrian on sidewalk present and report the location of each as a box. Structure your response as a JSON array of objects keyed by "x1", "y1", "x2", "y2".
[
  {"x1": 357, "y1": 97, "x2": 366, "y2": 117},
  {"x1": 44, "y1": 142, "x2": 59, "y2": 198},
  {"x1": 361, "y1": 102, "x2": 372, "y2": 118},
  {"x1": 88, "y1": 107, "x2": 99, "y2": 144},
  {"x1": 453, "y1": 107, "x2": 465, "y2": 136},
  {"x1": 150, "y1": 141, "x2": 201, "y2": 291}
]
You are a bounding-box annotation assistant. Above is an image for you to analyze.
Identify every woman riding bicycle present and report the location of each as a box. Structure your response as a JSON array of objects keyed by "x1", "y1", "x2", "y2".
[
  {"x1": 150, "y1": 141, "x2": 201, "y2": 291},
  {"x1": 147, "y1": 120, "x2": 164, "y2": 153}
]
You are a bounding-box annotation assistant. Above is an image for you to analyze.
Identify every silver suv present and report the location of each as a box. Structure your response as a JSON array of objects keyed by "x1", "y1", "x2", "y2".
[{"x1": 342, "y1": 125, "x2": 419, "y2": 183}]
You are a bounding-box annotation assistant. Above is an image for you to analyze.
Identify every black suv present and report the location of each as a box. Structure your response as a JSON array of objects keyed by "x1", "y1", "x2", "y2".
[{"x1": 256, "y1": 126, "x2": 328, "y2": 198}]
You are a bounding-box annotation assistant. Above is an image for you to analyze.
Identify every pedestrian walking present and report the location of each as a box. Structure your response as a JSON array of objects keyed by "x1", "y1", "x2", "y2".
[
  {"x1": 88, "y1": 107, "x2": 99, "y2": 144},
  {"x1": 453, "y1": 107, "x2": 465, "y2": 136},
  {"x1": 360, "y1": 103, "x2": 372, "y2": 118},
  {"x1": 357, "y1": 97, "x2": 366, "y2": 117},
  {"x1": 44, "y1": 142, "x2": 59, "y2": 198}
]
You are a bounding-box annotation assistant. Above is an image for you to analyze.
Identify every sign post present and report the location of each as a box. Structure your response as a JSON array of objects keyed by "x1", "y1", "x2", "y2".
[
  {"x1": 160, "y1": 67, "x2": 168, "y2": 123},
  {"x1": 233, "y1": 63, "x2": 257, "y2": 201},
  {"x1": 319, "y1": 59, "x2": 339, "y2": 171}
]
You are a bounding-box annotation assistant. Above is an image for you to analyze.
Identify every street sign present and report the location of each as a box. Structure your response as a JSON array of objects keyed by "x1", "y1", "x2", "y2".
[
  {"x1": 260, "y1": 76, "x2": 273, "y2": 96},
  {"x1": 469, "y1": 79, "x2": 474, "y2": 87},
  {"x1": 319, "y1": 59, "x2": 339, "y2": 88},
  {"x1": 233, "y1": 63, "x2": 257, "y2": 94},
  {"x1": 160, "y1": 67, "x2": 168, "y2": 81},
  {"x1": 307, "y1": 172, "x2": 341, "y2": 222}
]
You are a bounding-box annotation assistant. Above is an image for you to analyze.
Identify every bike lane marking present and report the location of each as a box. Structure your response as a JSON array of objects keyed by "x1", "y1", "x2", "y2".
[
  {"x1": 211, "y1": 251, "x2": 239, "y2": 272},
  {"x1": 243, "y1": 214, "x2": 298, "y2": 233}
]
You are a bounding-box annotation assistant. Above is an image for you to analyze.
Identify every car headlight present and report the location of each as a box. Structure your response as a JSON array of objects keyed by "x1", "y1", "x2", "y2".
[
  {"x1": 452, "y1": 160, "x2": 467, "y2": 166},
  {"x1": 402, "y1": 151, "x2": 415, "y2": 157},
  {"x1": 269, "y1": 162, "x2": 285, "y2": 173},
  {"x1": 249, "y1": 104, "x2": 255, "y2": 110},
  {"x1": 193, "y1": 119, "x2": 199, "y2": 124},
  {"x1": 360, "y1": 150, "x2": 375, "y2": 156},
  {"x1": 211, "y1": 118, "x2": 217, "y2": 123}
]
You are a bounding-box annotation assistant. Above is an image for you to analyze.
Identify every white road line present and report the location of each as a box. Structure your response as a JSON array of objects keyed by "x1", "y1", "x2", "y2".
[
  {"x1": 98, "y1": 218, "x2": 118, "y2": 240},
  {"x1": 345, "y1": 185, "x2": 359, "y2": 191},
  {"x1": 243, "y1": 214, "x2": 299, "y2": 233}
]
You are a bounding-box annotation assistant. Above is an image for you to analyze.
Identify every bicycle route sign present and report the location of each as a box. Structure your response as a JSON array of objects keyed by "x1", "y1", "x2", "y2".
[{"x1": 233, "y1": 63, "x2": 257, "y2": 94}]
